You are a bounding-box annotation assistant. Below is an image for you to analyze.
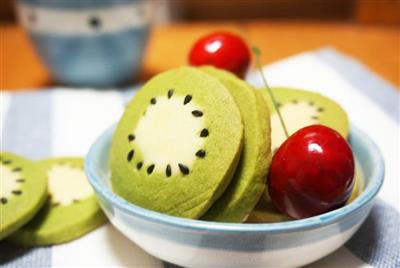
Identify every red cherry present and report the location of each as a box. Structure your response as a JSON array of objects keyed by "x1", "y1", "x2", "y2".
[
  {"x1": 188, "y1": 32, "x2": 251, "y2": 78},
  {"x1": 268, "y1": 125, "x2": 355, "y2": 219}
]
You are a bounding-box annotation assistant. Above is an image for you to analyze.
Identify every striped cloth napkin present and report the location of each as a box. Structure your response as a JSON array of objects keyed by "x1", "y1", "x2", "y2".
[{"x1": 1, "y1": 48, "x2": 399, "y2": 268}]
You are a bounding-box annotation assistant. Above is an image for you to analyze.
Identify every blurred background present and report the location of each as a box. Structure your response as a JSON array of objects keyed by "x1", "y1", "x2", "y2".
[
  {"x1": 3, "y1": 0, "x2": 400, "y2": 23},
  {"x1": 1, "y1": 0, "x2": 399, "y2": 89}
]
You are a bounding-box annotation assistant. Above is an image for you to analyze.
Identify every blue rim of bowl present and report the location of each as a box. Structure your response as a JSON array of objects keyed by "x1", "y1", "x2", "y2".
[{"x1": 85, "y1": 124, "x2": 384, "y2": 234}]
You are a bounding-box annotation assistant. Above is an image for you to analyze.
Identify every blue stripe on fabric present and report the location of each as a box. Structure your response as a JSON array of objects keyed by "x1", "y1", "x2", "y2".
[
  {"x1": 0, "y1": 91, "x2": 53, "y2": 267},
  {"x1": 346, "y1": 199, "x2": 400, "y2": 268},
  {"x1": 1, "y1": 91, "x2": 53, "y2": 159},
  {"x1": 0, "y1": 246, "x2": 51, "y2": 268}
]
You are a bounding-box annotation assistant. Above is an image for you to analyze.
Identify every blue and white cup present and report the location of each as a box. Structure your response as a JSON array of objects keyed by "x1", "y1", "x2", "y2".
[{"x1": 17, "y1": 0, "x2": 152, "y2": 87}]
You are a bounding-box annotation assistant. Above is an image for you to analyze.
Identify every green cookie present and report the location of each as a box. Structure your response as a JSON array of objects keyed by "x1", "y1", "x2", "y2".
[
  {"x1": 259, "y1": 87, "x2": 349, "y2": 154},
  {"x1": 347, "y1": 163, "x2": 363, "y2": 204},
  {"x1": 9, "y1": 158, "x2": 107, "y2": 246},
  {"x1": 0, "y1": 152, "x2": 47, "y2": 240},
  {"x1": 200, "y1": 67, "x2": 271, "y2": 223},
  {"x1": 110, "y1": 67, "x2": 244, "y2": 219}
]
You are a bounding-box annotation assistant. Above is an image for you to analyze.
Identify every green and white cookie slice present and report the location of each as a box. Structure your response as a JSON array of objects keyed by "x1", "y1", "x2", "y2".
[
  {"x1": 200, "y1": 67, "x2": 271, "y2": 223},
  {"x1": 110, "y1": 66, "x2": 244, "y2": 219},
  {"x1": 8, "y1": 158, "x2": 107, "y2": 246},
  {"x1": 0, "y1": 152, "x2": 47, "y2": 240},
  {"x1": 259, "y1": 87, "x2": 349, "y2": 154}
]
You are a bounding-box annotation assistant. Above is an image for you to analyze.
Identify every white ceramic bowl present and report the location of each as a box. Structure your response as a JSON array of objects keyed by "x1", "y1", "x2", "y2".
[{"x1": 85, "y1": 125, "x2": 384, "y2": 267}]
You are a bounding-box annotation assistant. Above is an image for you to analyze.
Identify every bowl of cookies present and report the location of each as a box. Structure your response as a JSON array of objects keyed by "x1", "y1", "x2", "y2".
[{"x1": 85, "y1": 64, "x2": 384, "y2": 267}]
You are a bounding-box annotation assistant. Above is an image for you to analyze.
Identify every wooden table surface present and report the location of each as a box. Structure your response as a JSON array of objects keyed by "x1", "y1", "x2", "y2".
[{"x1": 1, "y1": 21, "x2": 399, "y2": 90}]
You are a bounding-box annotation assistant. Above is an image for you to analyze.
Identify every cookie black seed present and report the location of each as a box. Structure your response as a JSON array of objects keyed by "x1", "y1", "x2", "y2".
[
  {"x1": 73, "y1": 199, "x2": 80, "y2": 203},
  {"x1": 184, "y1": 95, "x2": 192, "y2": 105},
  {"x1": 150, "y1": 98, "x2": 156, "y2": 105},
  {"x1": 277, "y1": 103, "x2": 282, "y2": 108},
  {"x1": 2, "y1": 160, "x2": 11, "y2": 165},
  {"x1": 128, "y1": 134, "x2": 135, "y2": 142},
  {"x1": 12, "y1": 167, "x2": 22, "y2": 172},
  {"x1": 178, "y1": 164, "x2": 189, "y2": 175},
  {"x1": 192, "y1": 110, "x2": 203, "y2": 117},
  {"x1": 12, "y1": 190, "x2": 22, "y2": 195},
  {"x1": 16, "y1": 179, "x2": 25, "y2": 183},
  {"x1": 1, "y1": 198, "x2": 7, "y2": 204},
  {"x1": 53, "y1": 202, "x2": 60, "y2": 207},
  {"x1": 137, "y1": 162, "x2": 143, "y2": 170},
  {"x1": 166, "y1": 164, "x2": 172, "y2": 177},
  {"x1": 147, "y1": 164, "x2": 155, "y2": 174},
  {"x1": 196, "y1": 150, "x2": 206, "y2": 158},
  {"x1": 167, "y1": 89, "x2": 174, "y2": 99},
  {"x1": 292, "y1": 100, "x2": 298, "y2": 104},
  {"x1": 309, "y1": 101, "x2": 314, "y2": 106},
  {"x1": 311, "y1": 116, "x2": 319, "y2": 120},
  {"x1": 200, "y1": 128, "x2": 209, "y2": 137},
  {"x1": 127, "y1": 150, "x2": 135, "y2": 162},
  {"x1": 317, "y1": 107, "x2": 324, "y2": 112}
]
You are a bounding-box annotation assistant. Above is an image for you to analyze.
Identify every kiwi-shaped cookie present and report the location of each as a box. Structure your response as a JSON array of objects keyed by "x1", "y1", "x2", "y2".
[
  {"x1": 110, "y1": 67, "x2": 244, "y2": 219},
  {"x1": 8, "y1": 158, "x2": 107, "y2": 246},
  {"x1": 0, "y1": 152, "x2": 47, "y2": 240},
  {"x1": 200, "y1": 67, "x2": 271, "y2": 223},
  {"x1": 259, "y1": 88, "x2": 349, "y2": 154}
]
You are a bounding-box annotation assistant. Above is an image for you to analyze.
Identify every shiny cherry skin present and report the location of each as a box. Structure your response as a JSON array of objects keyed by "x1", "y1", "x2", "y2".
[
  {"x1": 188, "y1": 32, "x2": 251, "y2": 78},
  {"x1": 268, "y1": 125, "x2": 355, "y2": 219}
]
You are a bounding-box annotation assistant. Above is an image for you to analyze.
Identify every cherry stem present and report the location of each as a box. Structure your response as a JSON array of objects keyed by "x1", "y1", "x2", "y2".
[{"x1": 252, "y1": 46, "x2": 289, "y2": 139}]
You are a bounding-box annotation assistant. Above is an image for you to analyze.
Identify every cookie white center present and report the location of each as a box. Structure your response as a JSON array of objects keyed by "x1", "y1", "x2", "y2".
[
  {"x1": 48, "y1": 164, "x2": 93, "y2": 206},
  {"x1": 271, "y1": 102, "x2": 319, "y2": 152},
  {"x1": 0, "y1": 164, "x2": 20, "y2": 199},
  {"x1": 134, "y1": 96, "x2": 205, "y2": 174}
]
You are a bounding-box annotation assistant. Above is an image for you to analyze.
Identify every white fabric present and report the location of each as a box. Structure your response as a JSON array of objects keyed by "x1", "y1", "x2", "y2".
[
  {"x1": 0, "y1": 93, "x2": 11, "y2": 145},
  {"x1": 52, "y1": 224, "x2": 162, "y2": 267},
  {"x1": 51, "y1": 89, "x2": 124, "y2": 156}
]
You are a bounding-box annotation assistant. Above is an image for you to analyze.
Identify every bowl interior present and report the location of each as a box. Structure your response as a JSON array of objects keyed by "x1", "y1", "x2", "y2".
[{"x1": 85, "y1": 124, "x2": 384, "y2": 233}]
